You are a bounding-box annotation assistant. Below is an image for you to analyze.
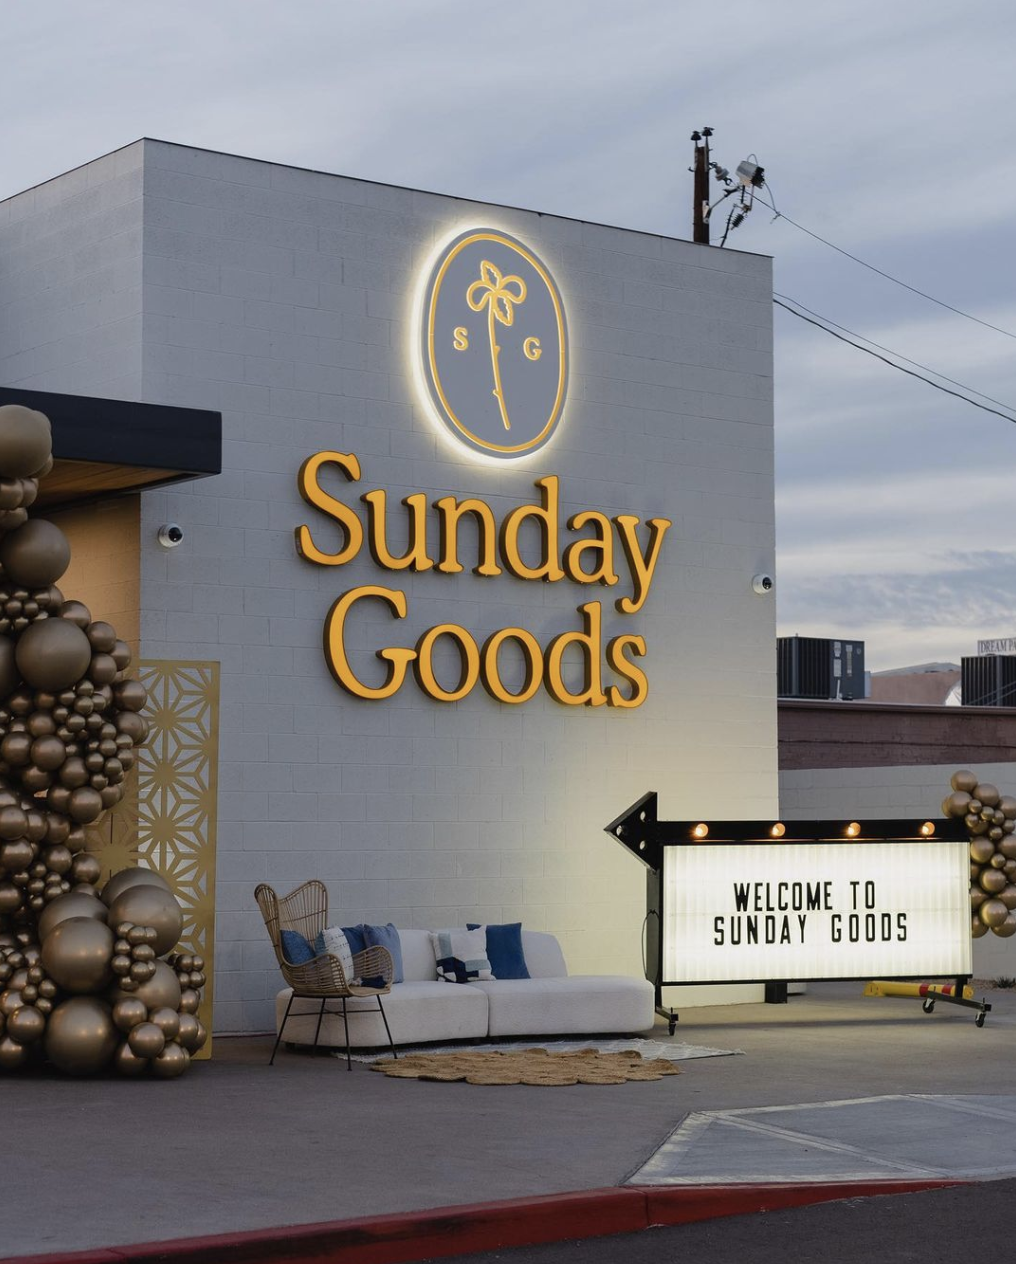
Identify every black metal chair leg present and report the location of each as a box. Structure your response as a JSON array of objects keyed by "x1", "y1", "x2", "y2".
[
  {"x1": 271, "y1": 993, "x2": 296, "y2": 1066},
  {"x1": 341, "y1": 997, "x2": 352, "y2": 1071},
  {"x1": 312, "y1": 998, "x2": 326, "y2": 1054},
  {"x1": 377, "y1": 995, "x2": 397, "y2": 1060}
]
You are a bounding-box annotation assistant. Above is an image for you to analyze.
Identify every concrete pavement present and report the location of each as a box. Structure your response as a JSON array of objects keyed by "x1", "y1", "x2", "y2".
[{"x1": 5, "y1": 981, "x2": 1016, "y2": 1260}]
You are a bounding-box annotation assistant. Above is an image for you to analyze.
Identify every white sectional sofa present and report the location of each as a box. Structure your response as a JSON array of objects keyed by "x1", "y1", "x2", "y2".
[{"x1": 274, "y1": 928, "x2": 655, "y2": 1049}]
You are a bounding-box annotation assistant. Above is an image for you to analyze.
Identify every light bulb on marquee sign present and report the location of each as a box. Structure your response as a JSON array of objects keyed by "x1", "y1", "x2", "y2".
[{"x1": 293, "y1": 225, "x2": 673, "y2": 708}]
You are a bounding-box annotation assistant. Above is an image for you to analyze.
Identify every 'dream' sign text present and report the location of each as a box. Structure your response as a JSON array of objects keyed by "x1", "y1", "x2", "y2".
[{"x1": 294, "y1": 451, "x2": 671, "y2": 707}]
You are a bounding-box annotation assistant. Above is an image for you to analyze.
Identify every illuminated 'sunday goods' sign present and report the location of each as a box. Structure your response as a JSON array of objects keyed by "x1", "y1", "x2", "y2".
[{"x1": 662, "y1": 841, "x2": 971, "y2": 982}]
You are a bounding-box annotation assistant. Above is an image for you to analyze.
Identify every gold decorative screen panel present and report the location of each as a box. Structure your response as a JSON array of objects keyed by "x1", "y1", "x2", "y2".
[{"x1": 85, "y1": 661, "x2": 219, "y2": 1058}]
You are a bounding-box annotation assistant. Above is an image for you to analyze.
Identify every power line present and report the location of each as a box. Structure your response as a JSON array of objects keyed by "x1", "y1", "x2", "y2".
[
  {"x1": 760, "y1": 197, "x2": 1016, "y2": 343},
  {"x1": 774, "y1": 291, "x2": 1016, "y2": 414},
  {"x1": 773, "y1": 296, "x2": 1016, "y2": 425}
]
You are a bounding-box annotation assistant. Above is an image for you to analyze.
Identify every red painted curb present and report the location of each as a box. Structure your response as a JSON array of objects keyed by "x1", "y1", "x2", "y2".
[{"x1": 3, "y1": 1179, "x2": 967, "y2": 1264}]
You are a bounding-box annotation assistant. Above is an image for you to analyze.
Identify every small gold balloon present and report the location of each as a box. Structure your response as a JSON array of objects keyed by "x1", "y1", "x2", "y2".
[
  {"x1": 972, "y1": 915, "x2": 989, "y2": 939},
  {"x1": 944, "y1": 791, "x2": 972, "y2": 817},
  {"x1": 149, "y1": 1007, "x2": 180, "y2": 1041},
  {"x1": 1000, "y1": 839, "x2": 1016, "y2": 860},
  {"x1": 110, "y1": 954, "x2": 132, "y2": 977},
  {"x1": 994, "y1": 912, "x2": 1016, "y2": 939},
  {"x1": 966, "y1": 814, "x2": 989, "y2": 836},
  {"x1": 151, "y1": 1041, "x2": 189, "y2": 1079},
  {"x1": 112, "y1": 1040, "x2": 148, "y2": 1077},
  {"x1": 952, "y1": 769, "x2": 978, "y2": 793},
  {"x1": 999, "y1": 796, "x2": 1016, "y2": 820},
  {"x1": 7, "y1": 1004, "x2": 45, "y2": 1045},
  {"x1": 975, "y1": 783, "x2": 1001, "y2": 807},
  {"x1": 0, "y1": 1034, "x2": 29, "y2": 1070},
  {"x1": 980, "y1": 898, "x2": 1009, "y2": 928},
  {"x1": 178, "y1": 988, "x2": 200, "y2": 1015},
  {"x1": 1000, "y1": 885, "x2": 1016, "y2": 911},
  {"x1": 176, "y1": 1012, "x2": 201, "y2": 1052},
  {"x1": 970, "y1": 838, "x2": 994, "y2": 864},
  {"x1": 193, "y1": 1020, "x2": 207, "y2": 1052},
  {"x1": 129, "y1": 960, "x2": 155, "y2": 984},
  {"x1": 971, "y1": 887, "x2": 987, "y2": 908},
  {"x1": 981, "y1": 868, "x2": 1007, "y2": 894},
  {"x1": 112, "y1": 997, "x2": 148, "y2": 1034},
  {"x1": 127, "y1": 1021, "x2": 165, "y2": 1059}
]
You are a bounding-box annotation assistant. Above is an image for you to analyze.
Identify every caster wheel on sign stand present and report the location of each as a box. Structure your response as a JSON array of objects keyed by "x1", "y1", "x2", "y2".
[{"x1": 922, "y1": 998, "x2": 935, "y2": 1014}]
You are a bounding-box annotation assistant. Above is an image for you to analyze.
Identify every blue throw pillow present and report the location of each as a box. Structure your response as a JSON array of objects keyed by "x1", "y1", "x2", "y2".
[
  {"x1": 363, "y1": 922, "x2": 404, "y2": 984},
  {"x1": 467, "y1": 923, "x2": 530, "y2": 980},
  {"x1": 280, "y1": 929, "x2": 315, "y2": 965}
]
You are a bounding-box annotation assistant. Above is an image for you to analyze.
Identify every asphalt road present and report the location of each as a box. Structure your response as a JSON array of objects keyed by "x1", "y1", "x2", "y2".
[{"x1": 434, "y1": 1179, "x2": 1016, "y2": 1264}]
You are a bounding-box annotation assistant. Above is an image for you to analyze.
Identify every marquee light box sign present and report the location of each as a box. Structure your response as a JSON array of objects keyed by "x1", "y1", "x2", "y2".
[
  {"x1": 607, "y1": 794, "x2": 973, "y2": 987},
  {"x1": 662, "y1": 840, "x2": 971, "y2": 983}
]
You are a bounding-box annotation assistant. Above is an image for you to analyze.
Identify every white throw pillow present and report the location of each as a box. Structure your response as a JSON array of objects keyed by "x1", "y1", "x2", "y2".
[
  {"x1": 430, "y1": 928, "x2": 493, "y2": 983},
  {"x1": 318, "y1": 925, "x2": 359, "y2": 984}
]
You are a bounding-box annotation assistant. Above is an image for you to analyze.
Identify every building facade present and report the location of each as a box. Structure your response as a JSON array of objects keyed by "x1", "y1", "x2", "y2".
[{"x1": 0, "y1": 139, "x2": 777, "y2": 1032}]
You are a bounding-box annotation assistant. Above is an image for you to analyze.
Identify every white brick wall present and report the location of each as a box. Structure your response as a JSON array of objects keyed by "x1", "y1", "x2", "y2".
[
  {"x1": 2, "y1": 140, "x2": 778, "y2": 1032},
  {"x1": 780, "y1": 761, "x2": 1016, "y2": 979}
]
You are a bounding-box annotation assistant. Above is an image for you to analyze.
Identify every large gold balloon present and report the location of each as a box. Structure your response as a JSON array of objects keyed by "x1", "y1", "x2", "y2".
[
  {"x1": 0, "y1": 637, "x2": 19, "y2": 700},
  {"x1": 952, "y1": 769, "x2": 979, "y2": 793},
  {"x1": 152, "y1": 1041, "x2": 189, "y2": 1079},
  {"x1": 999, "y1": 796, "x2": 1016, "y2": 821},
  {"x1": 970, "y1": 838, "x2": 995, "y2": 865},
  {"x1": 980, "y1": 898, "x2": 1009, "y2": 928},
  {"x1": 15, "y1": 618, "x2": 91, "y2": 691},
  {"x1": 106, "y1": 886, "x2": 182, "y2": 957},
  {"x1": 44, "y1": 997, "x2": 117, "y2": 1074},
  {"x1": 149, "y1": 1007, "x2": 180, "y2": 1041},
  {"x1": 41, "y1": 917, "x2": 114, "y2": 993},
  {"x1": 37, "y1": 890, "x2": 107, "y2": 942},
  {"x1": 1000, "y1": 885, "x2": 1016, "y2": 911},
  {"x1": 110, "y1": 960, "x2": 181, "y2": 1012},
  {"x1": 100, "y1": 865, "x2": 172, "y2": 908},
  {"x1": 0, "y1": 519, "x2": 70, "y2": 588},
  {"x1": 0, "y1": 406, "x2": 52, "y2": 477}
]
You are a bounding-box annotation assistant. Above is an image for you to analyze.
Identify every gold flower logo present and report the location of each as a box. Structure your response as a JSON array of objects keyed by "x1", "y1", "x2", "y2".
[{"x1": 466, "y1": 260, "x2": 527, "y2": 430}]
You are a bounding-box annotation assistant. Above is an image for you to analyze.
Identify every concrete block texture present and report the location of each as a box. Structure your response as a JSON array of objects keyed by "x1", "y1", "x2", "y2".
[{"x1": 0, "y1": 140, "x2": 777, "y2": 1032}]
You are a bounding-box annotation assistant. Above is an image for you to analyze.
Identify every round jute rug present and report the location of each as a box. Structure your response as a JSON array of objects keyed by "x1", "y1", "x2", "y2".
[{"x1": 369, "y1": 1047, "x2": 682, "y2": 1086}]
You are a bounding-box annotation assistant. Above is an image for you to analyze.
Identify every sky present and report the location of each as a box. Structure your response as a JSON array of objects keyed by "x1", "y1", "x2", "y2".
[{"x1": 1, "y1": 0, "x2": 1014, "y2": 672}]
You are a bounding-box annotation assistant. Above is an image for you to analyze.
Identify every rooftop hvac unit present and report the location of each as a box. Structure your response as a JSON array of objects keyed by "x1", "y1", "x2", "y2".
[
  {"x1": 778, "y1": 636, "x2": 865, "y2": 700},
  {"x1": 961, "y1": 655, "x2": 1016, "y2": 707}
]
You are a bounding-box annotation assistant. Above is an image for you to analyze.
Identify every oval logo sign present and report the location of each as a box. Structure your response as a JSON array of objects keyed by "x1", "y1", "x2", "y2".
[{"x1": 418, "y1": 228, "x2": 568, "y2": 459}]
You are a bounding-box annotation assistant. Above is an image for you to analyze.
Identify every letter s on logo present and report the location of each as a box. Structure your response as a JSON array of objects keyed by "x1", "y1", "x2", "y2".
[{"x1": 453, "y1": 326, "x2": 469, "y2": 351}]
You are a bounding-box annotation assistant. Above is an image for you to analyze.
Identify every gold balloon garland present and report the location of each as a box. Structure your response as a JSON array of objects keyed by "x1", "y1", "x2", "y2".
[
  {"x1": 942, "y1": 769, "x2": 1016, "y2": 941},
  {"x1": 0, "y1": 405, "x2": 206, "y2": 1076}
]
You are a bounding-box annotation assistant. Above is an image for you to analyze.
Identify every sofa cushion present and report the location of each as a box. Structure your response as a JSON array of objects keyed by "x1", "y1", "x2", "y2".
[
  {"x1": 363, "y1": 922, "x2": 404, "y2": 983},
  {"x1": 519, "y1": 930, "x2": 568, "y2": 979},
  {"x1": 431, "y1": 929, "x2": 492, "y2": 983},
  {"x1": 276, "y1": 981, "x2": 488, "y2": 1047},
  {"x1": 467, "y1": 923, "x2": 530, "y2": 980},
  {"x1": 399, "y1": 928, "x2": 439, "y2": 982},
  {"x1": 465, "y1": 975, "x2": 655, "y2": 1037}
]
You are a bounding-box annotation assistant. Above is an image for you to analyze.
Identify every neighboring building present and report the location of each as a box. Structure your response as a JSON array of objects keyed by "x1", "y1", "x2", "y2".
[
  {"x1": 866, "y1": 662, "x2": 960, "y2": 707},
  {"x1": 0, "y1": 139, "x2": 778, "y2": 1031}
]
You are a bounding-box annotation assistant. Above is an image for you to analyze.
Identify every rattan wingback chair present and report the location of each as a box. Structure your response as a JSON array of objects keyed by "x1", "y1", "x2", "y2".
[{"x1": 255, "y1": 880, "x2": 397, "y2": 1069}]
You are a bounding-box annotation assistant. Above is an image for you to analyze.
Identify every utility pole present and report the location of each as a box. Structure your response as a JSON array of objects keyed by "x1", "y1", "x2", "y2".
[{"x1": 691, "y1": 128, "x2": 712, "y2": 245}]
